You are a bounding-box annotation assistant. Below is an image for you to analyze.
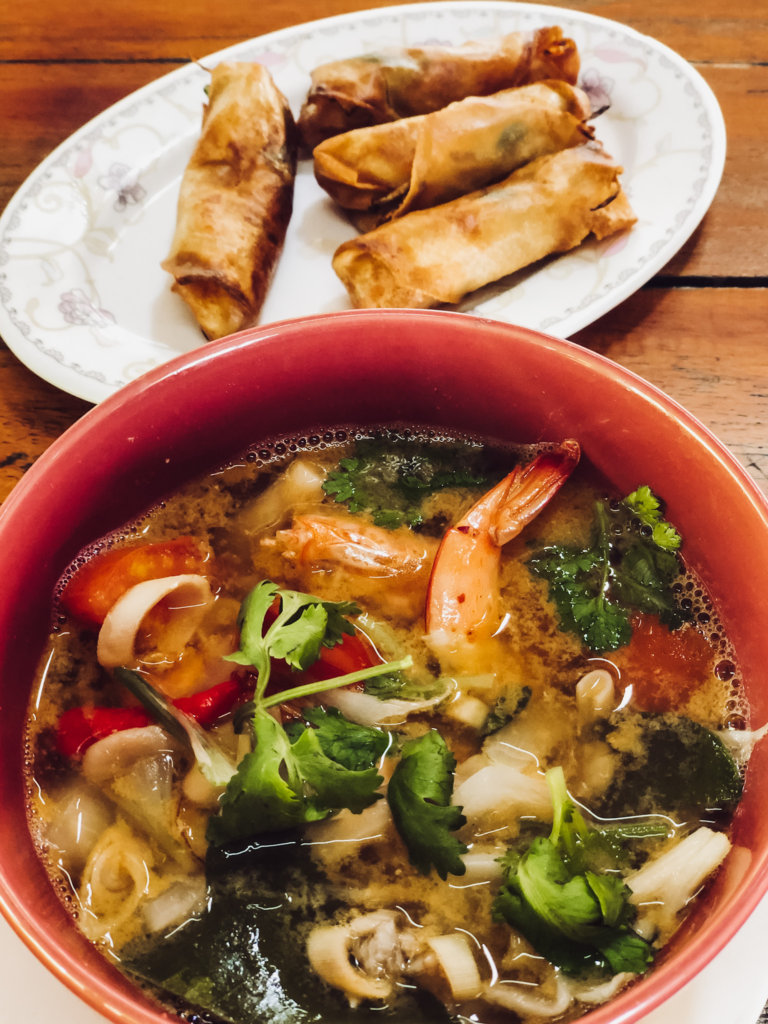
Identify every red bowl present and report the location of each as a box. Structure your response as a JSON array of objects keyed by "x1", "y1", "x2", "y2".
[{"x1": 1, "y1": 309, "x2": 767, "y2": 1024}]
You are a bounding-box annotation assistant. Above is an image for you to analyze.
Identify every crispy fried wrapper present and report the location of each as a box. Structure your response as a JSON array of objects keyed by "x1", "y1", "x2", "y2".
[
  {"x1": 332, "y1": 145, "x2": 637, "y2": 310},
  {"x1": 162, "y1": 62, "x2": 297, "y2": 341},
  {"x1": 298, "y1": 26, "x2": 579, "y2": 149},
  {"x1": 314, "y1": 81, "x2": 593, "y2": 225}
]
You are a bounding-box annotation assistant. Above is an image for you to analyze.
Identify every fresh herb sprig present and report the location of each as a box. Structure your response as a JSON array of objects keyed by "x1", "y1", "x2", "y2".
[
  {"x1": 492, "y1": 767, "x2": 653, "y2": 977},
  {"x1": 527, "y1": 486, "x2": 685, "y2": 653},
  {"x1": 207, "y1": 580, "x2": 411, "y2": 846}
]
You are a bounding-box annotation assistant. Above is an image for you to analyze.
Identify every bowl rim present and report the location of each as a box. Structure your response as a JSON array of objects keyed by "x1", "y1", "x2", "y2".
[{"x1": 2, "y1": 307, "x2": 768, "y2": 1024}]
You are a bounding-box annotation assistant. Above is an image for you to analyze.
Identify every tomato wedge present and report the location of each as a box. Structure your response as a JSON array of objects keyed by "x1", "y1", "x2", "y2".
[
  {"x1": 60, "y1": 537, "x2": 211, "y2": 626},
  {"x1": 308, "y1": 628, "x2": 382, "y2": 682}
]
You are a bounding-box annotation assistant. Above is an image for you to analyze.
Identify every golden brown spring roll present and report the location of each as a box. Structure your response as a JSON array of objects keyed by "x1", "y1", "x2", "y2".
[
  {"x1": 332, "y1": 145, "x2": 636, "y2": 310},
  {"x1": 314, "y1": 80, "x2": 593, "y2": 223},
  {"x1": 298, "y1": 27, "x2": 579, "y2": 149},
  {"x1": 162, "y1": 62, "x2": 297, "y2": 340}
]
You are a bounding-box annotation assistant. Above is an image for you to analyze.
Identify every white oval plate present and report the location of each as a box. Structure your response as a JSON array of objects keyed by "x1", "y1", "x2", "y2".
[{"x1": 0, "y1": 2, "x2": 726, "y2": 404}]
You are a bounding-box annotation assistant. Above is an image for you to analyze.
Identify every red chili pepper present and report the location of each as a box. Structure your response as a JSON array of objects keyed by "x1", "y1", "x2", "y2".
[
  {"x1": 56, "y1": 675, "x2": 246, "y2": 758},
  {"x1": 173, "y1": 676, "x2": 243, "y2": 726},
  {"x1": 56, "y1": 706, "x2": 151, "y2": 759}
]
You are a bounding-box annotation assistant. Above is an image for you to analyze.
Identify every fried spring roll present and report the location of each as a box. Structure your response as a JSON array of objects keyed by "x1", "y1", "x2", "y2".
[
  {"x1": 314, "y1": 81, "x2": 593, "y2": 223},
  {"x1": 298, "y1": 27, "x2": 579, "y2": 149},
  {"x1": 332, "y1": 146, "x2": 637, "y2": 310},
  {"x1": 163, "y1": 62, "x2": 297, "y2": 340}
]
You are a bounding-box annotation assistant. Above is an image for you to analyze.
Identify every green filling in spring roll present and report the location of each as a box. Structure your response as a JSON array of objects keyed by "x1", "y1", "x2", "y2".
[{"x1": 298, "y1": 26, "x2": 579, "y2": 149}]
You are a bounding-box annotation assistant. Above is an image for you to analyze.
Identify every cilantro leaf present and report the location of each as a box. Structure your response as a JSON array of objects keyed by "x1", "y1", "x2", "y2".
[
  {"x1": 207, "y1": 706, "x2": 384, "y2": 846},
  {"x1": 207, "y1": 709, "x2": 321, "y2": 844},
  {"x1": 323, "y1": 437, "x2": 502, "y2": 529},
  {"x1": 287, "y1": 705, "x2": 391, "y2": 771},
  {"x1": 585, "y1": 871, "x2": 634, "y2": 928},
  {"x1": 492, "y1": 767, "x2": 653, "y2": 977},
  {"x1": 517, "y1": 838, "x2": 603, "y2": 936},
  {"x1": 613, "y1": 543, "x2": 683, "y2": 626},
  {"x1": 528, "y1": 488, "x2": 686, "y2": 653},
  {"x1": 225, "y1": 580, "x2": 359, "y2": 689},
  {"x1": 289, "y1": 726, "x2": 383, "y2": 813},
  {"x1": 624, "y1": 485, "x2": 681, "y2": 551},
  {"x1": 386, "y1": 730, "x2": 467, "y2": 879},
  {"x1": 597, "y1": 930, "x2": 657, "y2": 975},
  {"x1": 493, "y1": 880, "x2": 596, "y2": 975}
]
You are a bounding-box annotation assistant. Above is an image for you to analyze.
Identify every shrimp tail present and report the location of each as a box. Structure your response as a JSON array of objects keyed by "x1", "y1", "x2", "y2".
[
  {"x1": 491, "y1": 439, "x2": 581, "y2": 545},
  {"x1": 425, "y1": 440, "x2": 580, "y2": 645}
]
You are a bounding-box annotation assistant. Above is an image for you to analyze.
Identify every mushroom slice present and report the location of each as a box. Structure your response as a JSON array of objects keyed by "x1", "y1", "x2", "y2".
[
  {"x1": 306, "y1": 910, "x2": 405, "y2": 1005},
  {"x1": 82, "y1": 725, "x2": 182, "y2": 785},
  {"x1": 78, "y1": 820, "x2": 155, "y2": 943},
  {"x1": 237, "y1": 456, "x2": 328, "y2": 534},
  {"x1": 97, "y1": 574, "x2": 213, "y2": 668},
  {"x1": 482, "y1": 974, "x2": 574, "y2": 1017}
]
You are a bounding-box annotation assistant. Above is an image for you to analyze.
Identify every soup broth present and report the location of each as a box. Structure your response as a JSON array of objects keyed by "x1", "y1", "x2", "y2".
[{"x1": 25, "y1": 430, "x2": 749, "y2": 1024}]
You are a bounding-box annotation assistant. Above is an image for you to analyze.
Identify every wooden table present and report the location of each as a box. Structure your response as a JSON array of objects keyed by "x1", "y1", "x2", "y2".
[{"x1": 1, "y1": 0, "x2": 767, "y2": 1019}]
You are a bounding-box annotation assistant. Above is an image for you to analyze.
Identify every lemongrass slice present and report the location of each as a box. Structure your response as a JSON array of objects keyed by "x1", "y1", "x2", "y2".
[
  {"x1": 97, "y1": 574, "x2": 213, "y2": 669},
  {"x1": 626, "y1": 826, "x2": 731, "y2": 940},
  {"x1": 454, "y1": 849, "x2": 505, "y2": 886}
]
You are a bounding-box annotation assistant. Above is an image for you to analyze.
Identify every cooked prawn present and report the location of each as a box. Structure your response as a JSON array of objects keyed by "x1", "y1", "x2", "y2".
[
  {"x1": 260, "y1": 512, "x2": 438, "y2": 619},
  {"x1": 261, "y1": 441, "x2": 579, "y2": 639},
  {"x1": 425, "y1": 440, "x2": 580, "y2": 657}
]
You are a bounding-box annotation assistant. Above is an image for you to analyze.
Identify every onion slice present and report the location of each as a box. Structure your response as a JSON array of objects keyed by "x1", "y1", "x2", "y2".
[
  {"x1": 321, "y1": 686, "x2": 446, "y2": 726},
  {"x1": 427, "y1": 933, "x2": 482, "y2": 1000},
  {"x1": 97, "y1": 574, "x2": 213, "y2": 668}
]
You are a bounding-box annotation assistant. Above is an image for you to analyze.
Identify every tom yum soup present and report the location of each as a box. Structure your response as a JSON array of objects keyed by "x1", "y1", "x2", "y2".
[{"x1": 26, "y1": 431, "x2": 757, "y2": 1024}]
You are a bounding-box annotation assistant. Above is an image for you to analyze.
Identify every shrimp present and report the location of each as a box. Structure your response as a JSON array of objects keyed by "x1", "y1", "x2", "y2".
[
  {"x1": 261, "y1": 441, "x2": 578, "y2": 635},
  {"x1": 260, "y1": 512, "x2": 438, "y2": 619},
  {"x1": 425, "y1": 440, "x2": 580, "y2": 662}
]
